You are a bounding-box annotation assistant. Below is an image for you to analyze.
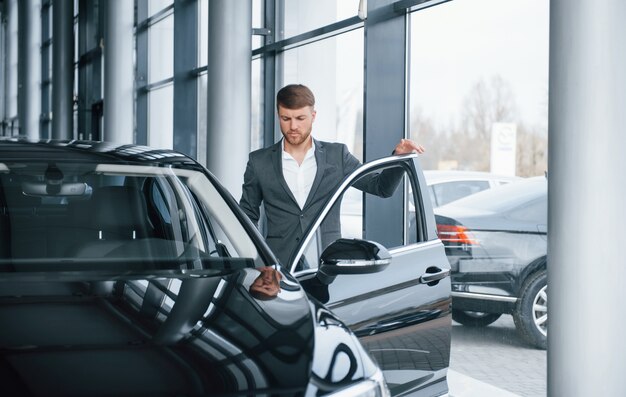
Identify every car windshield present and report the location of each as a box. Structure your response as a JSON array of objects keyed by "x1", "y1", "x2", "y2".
[
  {"x1": 0, "y1": 161, "x2": 264, "y2": 273},
  {"x1": 443, "y1": 176, "x2": 546, "y2": 212}
]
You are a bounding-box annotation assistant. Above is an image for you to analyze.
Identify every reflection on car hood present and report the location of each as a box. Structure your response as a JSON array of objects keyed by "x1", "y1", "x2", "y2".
[{"x1": 0, "y1": 267, "x2": 316, "y2": 396}]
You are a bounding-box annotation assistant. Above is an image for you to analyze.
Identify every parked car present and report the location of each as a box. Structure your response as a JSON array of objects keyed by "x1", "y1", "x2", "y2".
[
  {"x1": 424, "y1": 170, "x2": 521, "y2": 207},
  {"x1": 434, "y1": 176, "x2": 547, "y2": 349},
  {"x1": 0, "y1": 139, "x2": 451, "y2": 396},
  {"x1": 340, "y1": 169, "x2": 519, "y2": 238}
]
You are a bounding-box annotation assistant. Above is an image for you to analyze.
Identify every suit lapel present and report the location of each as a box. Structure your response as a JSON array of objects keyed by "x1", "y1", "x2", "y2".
[
  {"x1": 303, "y1": 139, "x2": 330, "y2": 210},
  {"x1": 272, "y1": 140, "x2": 299, "y2": 207}
]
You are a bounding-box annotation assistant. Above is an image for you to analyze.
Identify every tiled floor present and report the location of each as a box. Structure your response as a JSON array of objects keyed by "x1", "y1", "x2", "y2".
[
  {"x1": 448, "y1": 370, "x2": 520, "y2": 397},
  {"x1": 449, "y1": 316, "x2": 546, "y2": 396}
]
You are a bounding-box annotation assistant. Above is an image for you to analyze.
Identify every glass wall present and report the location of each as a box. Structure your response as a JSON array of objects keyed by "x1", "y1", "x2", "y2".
[
  {"x1": 252, "y1": 0, "x2": 264, "y2": 50},
  {"x1": 77, "y1": 0, "x2": 103, "y2": 141},
  {"x1": 149, "y1": 0, "x2": 173, "y2": 17},
  {"x1": 198, "y1": 0, "x2": 208, "y2": 66},
  {"x1": 408, "y1": 1, "x2": 549, "y2": 395},
  {"x1": 40, "y1": 0, "x2": 52, "y2": 138},
  {"x1": 281, "y1": 0, "x2": 360, "y2": 39},
  {"x1": 251, "y1": 0, "x2": 264, "y2": 151},
  {"x1": 251, "y1": 58, "x2": 263, "y2": 151},
  {"x1": 147, "y1": 15, "x2": 173, "y2": 84},
  {"x1": 409, "y1": 0, "x2": 549, "y2": 177},
  {"x1": 146, "y1": 9, "x2": 174, "y2": 149},
  {"x1": 279, "y1": 27, "x2": 364, "y2": 159},
  {"x1": 197, "y1": 0, "x2": 208, "y2": 164},
  {"x1": 148, "y1": 84, "x2": 174, "y2": 149}
]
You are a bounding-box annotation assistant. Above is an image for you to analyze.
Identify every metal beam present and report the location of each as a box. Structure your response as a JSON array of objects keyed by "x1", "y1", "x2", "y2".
[
  {"x1": 363, "y1": 0, "x2": 407, "y2": 248},
  {"x1": 51, "y1": 0, "x2": 73, "y2": 140},
  {"x1": 173, "y1": 0, "x2": 198, "y2": 158}
]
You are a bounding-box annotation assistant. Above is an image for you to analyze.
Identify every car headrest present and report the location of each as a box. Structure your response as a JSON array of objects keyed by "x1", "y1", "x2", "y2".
[{"x1": 90, "y1": 186, "x2": 149, "y2": 239}]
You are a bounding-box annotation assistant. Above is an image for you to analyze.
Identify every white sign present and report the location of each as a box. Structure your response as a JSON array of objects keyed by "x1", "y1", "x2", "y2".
[{"x1": 490, "y1": 123, "x2": 517, "y2": 176}]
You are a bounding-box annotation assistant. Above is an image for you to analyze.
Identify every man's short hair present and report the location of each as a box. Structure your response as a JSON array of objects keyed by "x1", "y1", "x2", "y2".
[{"x1": 276, "y1": 84, "x2": 315, "y2": 110}]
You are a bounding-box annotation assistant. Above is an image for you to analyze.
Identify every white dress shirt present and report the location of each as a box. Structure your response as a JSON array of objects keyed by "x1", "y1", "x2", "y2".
[{"x1": 282, "y1": 140, "x2": 317, "y2": 209}]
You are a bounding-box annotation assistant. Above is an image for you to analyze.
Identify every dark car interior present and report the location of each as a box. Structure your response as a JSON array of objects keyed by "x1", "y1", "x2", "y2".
[
  {"x1": 0, "y1": 163, "x2": 253, "y2": 275},
  {"x1": 1, "y1": 179, "x2": 144, "y2": 258}
]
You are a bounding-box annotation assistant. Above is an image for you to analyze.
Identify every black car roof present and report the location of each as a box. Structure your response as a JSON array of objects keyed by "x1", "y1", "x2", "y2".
[{"x1": 0, "y1": 138, "x2": 199, "y2": 167}]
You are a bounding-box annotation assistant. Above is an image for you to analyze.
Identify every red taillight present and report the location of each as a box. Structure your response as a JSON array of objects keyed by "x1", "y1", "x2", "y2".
[{"x1": 436, "y1": 224, "x2": 478, "y2": 245}]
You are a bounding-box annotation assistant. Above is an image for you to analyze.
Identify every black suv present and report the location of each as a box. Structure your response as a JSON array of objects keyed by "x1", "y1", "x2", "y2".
[
  {"x1": 435, "y1": 176, "x2": 547, "y2": 349},
  {"x1": 0, "y1": 139, "x2": 451, "y2": 396}
]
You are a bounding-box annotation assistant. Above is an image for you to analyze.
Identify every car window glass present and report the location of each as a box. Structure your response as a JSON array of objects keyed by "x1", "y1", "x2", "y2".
[
  {"x1": 145, "y1": 177, "x2": 192, "y2": 245},
  {"x1": 296, "y1": 162, "x2": 425, "y2": 272},
  {"x1": 191, "y1": 193, "x2": 240, "y2": 259},
  {"x1": 151, "y1": 183, "x2": 172, "y2": 225},
  {"x1": 407, "y1": 173, "x2": 426, "y2": 245},
  {"x1": 0, "y1": 163, "x2": 264, "y2": 269},
  {"x1": 433, "y1": 180, "x2": 490, "y2": 206},
  {"x1": 340, "y1": 187, "x2": 363, "y2": 239}
]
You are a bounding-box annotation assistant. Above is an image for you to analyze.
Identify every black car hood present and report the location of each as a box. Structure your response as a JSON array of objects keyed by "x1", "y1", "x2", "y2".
[{"x1": 0, "y1": 267, "x2": 315, "y2": 396}]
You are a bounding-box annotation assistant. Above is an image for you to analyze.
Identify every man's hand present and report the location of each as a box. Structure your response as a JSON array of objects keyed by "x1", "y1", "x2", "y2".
[{"x1": 393, "y1": 139, "x2": 425, "y2": 155}]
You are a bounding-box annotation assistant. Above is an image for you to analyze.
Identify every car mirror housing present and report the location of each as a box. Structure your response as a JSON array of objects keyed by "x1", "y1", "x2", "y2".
[{"x1": 319, "y1": 238, "x2": 391, "y2": 276}]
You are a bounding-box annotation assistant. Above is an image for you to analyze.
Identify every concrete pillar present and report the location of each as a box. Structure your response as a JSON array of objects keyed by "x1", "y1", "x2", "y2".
[
  {"x1": 18, "y1": 0, "x2": 41, "y2": 140},
  {"x1": 206, "y1": 0, "x2": 252, "y2": 199},
  {"x1": 103, "y1": 0, "x2": 134, "y2": 144},
  {"x1": 548, "y1": 1, "x2": 626, "y2": 395},
  {"x1": 51, "y1": 0, "x2": 73, "y2": 140},
  {"x1": 4, "y1": 0, "x2": 18, "y2": 135}
]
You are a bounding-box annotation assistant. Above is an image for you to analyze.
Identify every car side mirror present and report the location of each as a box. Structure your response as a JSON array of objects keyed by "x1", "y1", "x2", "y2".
[{"x1": 319, "y1": 238, "x2": 391, "y2": 276}]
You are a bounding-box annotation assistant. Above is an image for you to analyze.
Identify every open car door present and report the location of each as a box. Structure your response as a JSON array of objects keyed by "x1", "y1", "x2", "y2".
[{"x1": 289, "y1": 154, "x2": 451, "y2": 396}]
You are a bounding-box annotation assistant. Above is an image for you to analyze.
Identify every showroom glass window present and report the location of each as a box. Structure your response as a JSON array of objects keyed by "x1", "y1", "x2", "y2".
[
  {"x1": 408, "y1": 0, "x2": 548, "y2": 178},
  {"x1": 197, "y1": 0, "x2": 208, "y2": 165},
  {"x1": 408, "y1": 0, "x2": 549, "y2": 393},
  {"x1": 281, "y1": 0, "x2": 360, "y2": 39},
  {"x1": 280, "y1": 28, "x2": 364, "y2": 160},
  {"x1": 251, "y1": 0, "x2": 264, "y2": 150},
  {"x1": 147, "y1": 4, "x2": 174, "y2": 150}
]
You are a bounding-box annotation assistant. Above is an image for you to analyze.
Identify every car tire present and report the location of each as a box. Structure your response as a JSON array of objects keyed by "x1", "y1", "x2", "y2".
[
  {"x1": 513, "y1": 270, "x2": 547, "y2": 350},
  {"x1": 452, "y1": 309, "x2": 502, "y2": 327}
]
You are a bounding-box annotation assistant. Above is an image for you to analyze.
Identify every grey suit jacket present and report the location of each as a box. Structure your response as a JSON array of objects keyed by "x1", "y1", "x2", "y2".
[{"x1": 240, "y1": 139, "x2": 402, "y2": 266}]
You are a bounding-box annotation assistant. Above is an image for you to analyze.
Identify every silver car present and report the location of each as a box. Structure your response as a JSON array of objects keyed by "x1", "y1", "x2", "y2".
[{"x1": 424, "y1": 170, "x2": 521, "y2": 207}]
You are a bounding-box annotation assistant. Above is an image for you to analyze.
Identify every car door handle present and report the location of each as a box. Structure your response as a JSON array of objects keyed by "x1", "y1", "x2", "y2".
[{"x1": 420, "y1": 267, "x2": 450, "y2": 284}]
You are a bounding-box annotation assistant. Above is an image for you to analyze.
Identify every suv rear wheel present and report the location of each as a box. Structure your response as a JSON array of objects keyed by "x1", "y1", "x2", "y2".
[
  {"x1": 513, "y1": 270, "x2": 547, "y2": 349},
  {"x1": 452, "y1": 309, "x2": 502, "y2": 327}
]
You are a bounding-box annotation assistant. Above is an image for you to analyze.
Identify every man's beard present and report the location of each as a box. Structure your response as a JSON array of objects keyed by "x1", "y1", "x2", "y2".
[{"x1": 283, "y1": 128, "x2": 312, "y2": 146}]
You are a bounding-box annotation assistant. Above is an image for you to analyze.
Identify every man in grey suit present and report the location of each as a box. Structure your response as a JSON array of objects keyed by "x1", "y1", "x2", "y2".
[{"x1": 240, "y1": 84, "x2": 424, "y2": 266}]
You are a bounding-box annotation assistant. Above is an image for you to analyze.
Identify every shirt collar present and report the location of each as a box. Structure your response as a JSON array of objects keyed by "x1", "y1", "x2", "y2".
[{"x1": 281, "y1": 138, "x2": 316, "y2": 159}]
